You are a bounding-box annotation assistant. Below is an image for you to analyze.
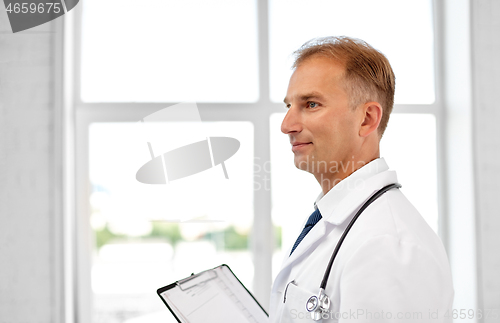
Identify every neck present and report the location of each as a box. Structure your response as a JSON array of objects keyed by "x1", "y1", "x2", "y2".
[{"x1": 315, "y1": 150, "x2": 380, "y2": 195}]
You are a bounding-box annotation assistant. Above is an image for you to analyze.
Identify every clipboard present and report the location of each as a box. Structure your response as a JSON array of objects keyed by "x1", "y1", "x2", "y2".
[{"x1": 157, "y1": 264, "x2": 268, "y2": 323}]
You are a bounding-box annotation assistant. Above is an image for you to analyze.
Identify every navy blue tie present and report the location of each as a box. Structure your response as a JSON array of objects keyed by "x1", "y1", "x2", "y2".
[{"x1": 290, "y1": 208, "x2": 322, "y2": 255}]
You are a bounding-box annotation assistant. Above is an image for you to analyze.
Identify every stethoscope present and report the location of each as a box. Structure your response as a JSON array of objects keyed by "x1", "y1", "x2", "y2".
[{"x1": 305, "y1": 183, "x2": 402, "y2": 321}]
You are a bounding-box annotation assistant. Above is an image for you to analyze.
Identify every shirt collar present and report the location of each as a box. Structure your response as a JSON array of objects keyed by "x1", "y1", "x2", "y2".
[{"x1": 314, "y1": 157, "x2": 389, "y2": 217}]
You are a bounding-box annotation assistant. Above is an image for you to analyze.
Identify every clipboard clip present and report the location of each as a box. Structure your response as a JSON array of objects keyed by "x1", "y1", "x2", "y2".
[{"x1": 176, "y1": 268, "x2": 219, "y2": 291}]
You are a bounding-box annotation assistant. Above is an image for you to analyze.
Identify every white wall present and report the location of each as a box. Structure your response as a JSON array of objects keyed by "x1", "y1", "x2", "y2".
[
  {"x1": 0, "y1": 7, "x2": 63, "y2": 323},
  {"x1": 471, "y1": 0, "x2": 500, "y2": 318},
  {"x1": 442, "y1": 0, "x2": 478, "y2": 320}
]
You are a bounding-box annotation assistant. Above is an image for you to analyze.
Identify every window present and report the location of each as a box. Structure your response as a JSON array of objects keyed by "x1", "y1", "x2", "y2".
[
  {"x1": 81, "y1": 0, "x2": 259, "y2": 102},
  {"x1": 269, "y1": 0, "x2": 435, "y2": 104},
  {"x1": 75, "y1": 1, "x2": 441, "y2": 322},
  {"x1": 88, "y1": 120, "x2": 254, "y2": 322}
]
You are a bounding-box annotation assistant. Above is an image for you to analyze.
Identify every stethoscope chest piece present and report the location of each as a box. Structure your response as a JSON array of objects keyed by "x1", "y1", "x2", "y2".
[
  {"x1": 306, "y1": 288, "x2": 330, "y2": 321},
  {"x1": 306, "y1": 295, "x2": 318, "y2": 312}
]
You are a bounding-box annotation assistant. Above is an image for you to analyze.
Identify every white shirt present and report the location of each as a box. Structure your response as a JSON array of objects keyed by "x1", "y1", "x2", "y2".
[{"x1": 269, "y1": 158, "x2": 454, "y2": 322}]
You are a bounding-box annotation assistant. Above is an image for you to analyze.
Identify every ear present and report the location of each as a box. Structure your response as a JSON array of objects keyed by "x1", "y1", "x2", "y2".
[{"x1": 359, "y1": 102, "x2": 383, "y2": 138}]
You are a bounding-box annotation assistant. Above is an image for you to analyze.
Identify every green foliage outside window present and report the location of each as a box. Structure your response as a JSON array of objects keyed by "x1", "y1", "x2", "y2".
[{"x1": 94, "y1": 221, "x2": 281, "y2": 251}]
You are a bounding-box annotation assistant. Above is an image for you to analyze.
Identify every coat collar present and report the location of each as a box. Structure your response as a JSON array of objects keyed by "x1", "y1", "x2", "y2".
[
  {"x1": 322, "y1": 170, "x2": 398, "y2": 225},
  {"x1": 316, "y1": 158, "x2": 393, "y2": 225}
]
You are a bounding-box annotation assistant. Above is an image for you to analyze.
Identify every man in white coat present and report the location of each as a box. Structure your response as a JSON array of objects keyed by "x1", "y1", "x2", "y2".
[{"x1": 270, "y1": 36, "x2": 454, "y2": 322}]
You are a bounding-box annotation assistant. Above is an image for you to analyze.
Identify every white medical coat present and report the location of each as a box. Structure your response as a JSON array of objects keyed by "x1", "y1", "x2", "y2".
[{"x1": 269, "y1": 159, "x2": 454, "y2": 323}]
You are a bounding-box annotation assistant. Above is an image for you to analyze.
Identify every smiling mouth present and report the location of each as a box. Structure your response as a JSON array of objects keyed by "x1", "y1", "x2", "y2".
[{"x1": 292, "y1": 142, "x2": 312, "y2": 152}]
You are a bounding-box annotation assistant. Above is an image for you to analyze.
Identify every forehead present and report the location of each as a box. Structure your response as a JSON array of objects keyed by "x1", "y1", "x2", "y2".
[{"x1": 285, "y1": 56, "x2": 346, "y2": 102}]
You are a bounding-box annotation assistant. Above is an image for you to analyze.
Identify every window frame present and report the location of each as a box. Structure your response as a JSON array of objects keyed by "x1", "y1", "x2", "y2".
[{"x1": 70, "y1": 1, "x2": 447, "y2": 322}]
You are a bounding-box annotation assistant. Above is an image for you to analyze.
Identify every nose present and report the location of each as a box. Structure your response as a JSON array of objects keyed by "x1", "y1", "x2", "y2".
[{"x1": 281, "y1": 106, "x2": 302, "y2": 135}]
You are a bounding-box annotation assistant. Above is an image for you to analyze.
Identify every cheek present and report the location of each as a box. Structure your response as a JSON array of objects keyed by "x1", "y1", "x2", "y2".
[
  {"x1": 318, "y1": 123, "x2": 354, "y2": 155},
  {"x1": 312, "y1": 110, "x2": 356, "y2": 148},
  {"x1": 337, "y1": 113, "x2": 359, "y2": 139}
]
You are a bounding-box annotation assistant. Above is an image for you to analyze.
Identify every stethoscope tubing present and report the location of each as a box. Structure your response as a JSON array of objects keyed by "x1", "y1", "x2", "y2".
[{"x1": 319, "y1": 183, "x2": 402, "y2": 289}]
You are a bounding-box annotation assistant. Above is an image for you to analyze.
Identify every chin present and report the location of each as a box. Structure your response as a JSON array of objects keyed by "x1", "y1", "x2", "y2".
[{"x1": 294, "y1": 156, "x2": 312, "y2": 172}]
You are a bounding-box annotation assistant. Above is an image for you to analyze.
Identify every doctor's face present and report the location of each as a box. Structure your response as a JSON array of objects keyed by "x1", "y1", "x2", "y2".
[{"x1": 282, "y1": 55, "x2": 361, "y2": 177}]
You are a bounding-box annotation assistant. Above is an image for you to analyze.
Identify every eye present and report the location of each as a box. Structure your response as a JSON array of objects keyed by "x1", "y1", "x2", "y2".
[{"x1": 307, "y1": 101, "x2": 318, "y2": 108}]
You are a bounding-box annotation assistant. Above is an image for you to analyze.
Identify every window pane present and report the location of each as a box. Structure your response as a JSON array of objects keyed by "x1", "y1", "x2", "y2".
[
  {"x1": 269, "y1": 0, "x2": 435, "y2": 104},
  {"x1": 89, "y1": 121, "x2": 254, "y2": 323},
  {"x1": 81, "y1": 0, "x2": 259, "y2": 103},
  {"x1": 270, "y1": 113, "x2": 438, "y2": 277},
  {"x1": 380, "y1": 114, "x2": 438, "y2": 232}
]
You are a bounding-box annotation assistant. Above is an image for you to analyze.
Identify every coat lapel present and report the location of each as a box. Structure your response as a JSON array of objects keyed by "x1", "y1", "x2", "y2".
[{"x1": 273, "y1": 219, "x2": 328, "y2": 292}]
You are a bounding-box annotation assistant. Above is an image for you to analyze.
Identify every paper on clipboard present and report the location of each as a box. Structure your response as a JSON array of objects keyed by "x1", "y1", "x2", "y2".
[{"x1": 157, "y1": 265, "x2": 268, "y2": 323}]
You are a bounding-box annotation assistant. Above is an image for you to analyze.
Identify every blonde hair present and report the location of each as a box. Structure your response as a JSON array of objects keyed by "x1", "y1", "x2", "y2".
[{"x1": 292, "y1": 36, "x2": 396, "y2": 137}]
